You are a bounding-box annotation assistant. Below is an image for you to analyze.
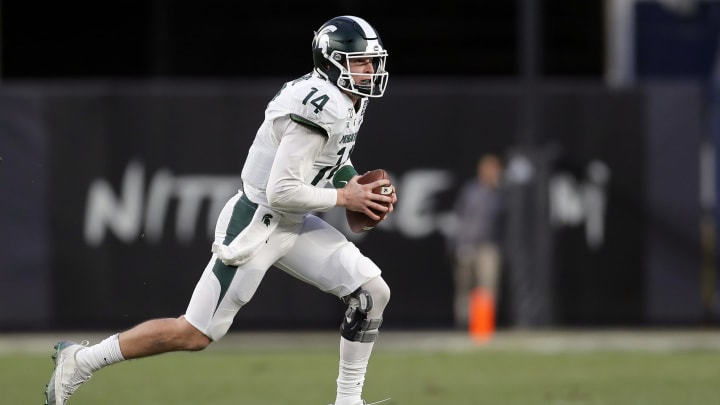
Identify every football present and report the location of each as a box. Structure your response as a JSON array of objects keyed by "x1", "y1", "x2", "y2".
[{"x1": 346, "y1": 169, "x2": 393, "y2": 233}]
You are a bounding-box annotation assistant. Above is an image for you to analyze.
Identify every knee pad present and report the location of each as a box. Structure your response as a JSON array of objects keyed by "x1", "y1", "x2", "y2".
[{"x1": 340, "y1": 288, "x2": 383, "y2": 342}]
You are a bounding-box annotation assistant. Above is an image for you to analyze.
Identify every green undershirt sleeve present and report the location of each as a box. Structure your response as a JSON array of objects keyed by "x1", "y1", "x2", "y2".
[{"x1": 332, "y1": 165, "x2": 358, "y2": 188}]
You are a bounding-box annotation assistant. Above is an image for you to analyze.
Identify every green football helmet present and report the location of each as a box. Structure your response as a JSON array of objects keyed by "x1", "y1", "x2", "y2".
[{"x1": 312, "y1": 15, "x2": 389, "y2": 98}]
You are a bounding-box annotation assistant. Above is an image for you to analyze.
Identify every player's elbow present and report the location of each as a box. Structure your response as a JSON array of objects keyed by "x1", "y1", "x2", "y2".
[{"x1": 266, "y1": 186, "x2": 295, "y2": 210}]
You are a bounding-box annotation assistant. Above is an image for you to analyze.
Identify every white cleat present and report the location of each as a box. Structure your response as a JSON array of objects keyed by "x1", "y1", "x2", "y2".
[
  {"x1": 44, "y1": 340, "x2": 92, "y2": 405},
  {"x1": 330, "y1": 399, "x2": 391, "y2": 405}
]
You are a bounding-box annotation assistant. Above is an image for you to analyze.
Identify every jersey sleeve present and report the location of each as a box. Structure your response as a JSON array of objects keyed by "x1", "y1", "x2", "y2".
[{"x1": 265, "y1": 117, "x2": 338, "y2": 212}]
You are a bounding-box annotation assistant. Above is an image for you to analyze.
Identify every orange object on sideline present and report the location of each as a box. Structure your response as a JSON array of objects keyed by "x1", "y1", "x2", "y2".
[{"x1": 469, "y1": 287, "x2": 495, "y2": 342}]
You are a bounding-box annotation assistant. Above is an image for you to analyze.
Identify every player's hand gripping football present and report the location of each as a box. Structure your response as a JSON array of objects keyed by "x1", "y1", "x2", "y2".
[{"x1": 338, "y1": 170, "x2": 396, "y2": 221}]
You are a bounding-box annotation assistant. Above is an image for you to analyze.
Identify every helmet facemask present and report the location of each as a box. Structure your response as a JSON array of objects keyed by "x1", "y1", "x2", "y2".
[{"x1": 328, "y1": 50, "x2": 388, "y2": 98}]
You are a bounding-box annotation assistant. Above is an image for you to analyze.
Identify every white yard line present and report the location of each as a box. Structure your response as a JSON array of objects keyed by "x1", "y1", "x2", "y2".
[{"x1": 1, "y1": 329, "x2": 720, "y2": 354}]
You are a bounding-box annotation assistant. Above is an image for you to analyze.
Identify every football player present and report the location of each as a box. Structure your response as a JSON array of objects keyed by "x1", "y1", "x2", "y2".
[{"x1": 43, "y1": 15, "x2": 396, "y2": 405}]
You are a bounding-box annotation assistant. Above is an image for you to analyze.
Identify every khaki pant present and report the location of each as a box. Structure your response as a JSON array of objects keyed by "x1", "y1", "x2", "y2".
[{"x1": 453, "y1": 243, "x2": 501, "y2": 328}]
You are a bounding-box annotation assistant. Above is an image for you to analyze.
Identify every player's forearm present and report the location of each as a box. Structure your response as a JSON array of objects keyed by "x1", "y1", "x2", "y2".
[
  {"x1": 266, "y1": 126, "x2": 336, "y2": 211},
  {"x1": 267, "y1": 179, "x2": 336, "y2": 211}
]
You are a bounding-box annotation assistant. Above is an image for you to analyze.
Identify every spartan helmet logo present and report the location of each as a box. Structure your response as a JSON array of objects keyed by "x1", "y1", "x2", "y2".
[
  {"x1": 314, "y1": 25, "x2": 337, "y2": 55},
  {"x1": 262, "y1": 214, "x2": 273, "y2": 227}
]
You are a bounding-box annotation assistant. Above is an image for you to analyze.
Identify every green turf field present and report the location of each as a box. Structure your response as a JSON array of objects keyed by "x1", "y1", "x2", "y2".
[{"x1": 4, "y1": 332, "x2": 720, "y2": 405}]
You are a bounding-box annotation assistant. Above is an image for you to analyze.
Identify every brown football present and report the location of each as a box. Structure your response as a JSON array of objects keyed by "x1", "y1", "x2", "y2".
[{"x1": 346, "y1": 169, "x2": 393, "y2": 233}]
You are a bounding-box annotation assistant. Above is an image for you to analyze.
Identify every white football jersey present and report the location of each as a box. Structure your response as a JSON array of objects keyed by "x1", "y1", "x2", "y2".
[{"x1": 241, "y1": 72, "x2": 369, "y2": 213}]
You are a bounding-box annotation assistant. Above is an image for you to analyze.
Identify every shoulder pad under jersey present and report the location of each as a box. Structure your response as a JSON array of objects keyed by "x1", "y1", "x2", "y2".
[{"x1": 270, "y1": 74, "x2": 354, "y2": 134}]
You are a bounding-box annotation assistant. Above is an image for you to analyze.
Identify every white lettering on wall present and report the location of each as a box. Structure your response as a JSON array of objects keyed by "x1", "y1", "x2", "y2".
[
  {"x1": 392, "y1": 169, "x2": 456, "y2": 238},
  {"x1": 549, "y1": 160, "x2": 610, "y2": 249},
  {"x1": 84, "y1": 160, "x2": 240, "y2": 246},
  {"x1": 84, "y1": 160, "x2": 609, "y2": 248},
  {"x1": 84, "y1": 161, "x2": 145, "y2": 246}
]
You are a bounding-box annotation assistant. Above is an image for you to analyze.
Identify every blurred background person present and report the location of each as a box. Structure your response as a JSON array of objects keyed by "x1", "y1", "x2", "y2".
[{"x1": 447, "y1": 153, "x2": 506, "y2": 329}]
